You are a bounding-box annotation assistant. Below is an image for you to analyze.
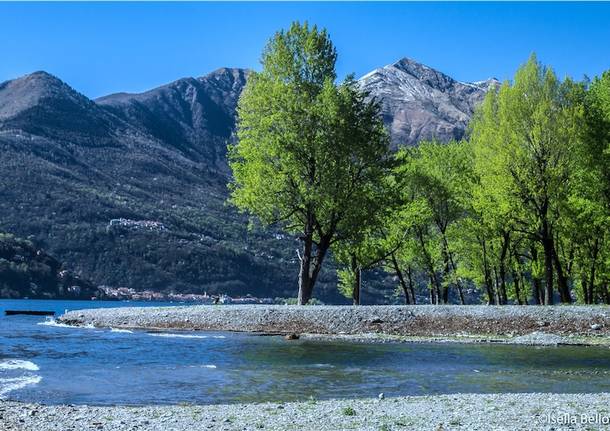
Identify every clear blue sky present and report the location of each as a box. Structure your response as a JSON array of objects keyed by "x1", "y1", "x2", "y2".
[{"x1": 1, "y1": 2, "x2": 609, "y2": 99}]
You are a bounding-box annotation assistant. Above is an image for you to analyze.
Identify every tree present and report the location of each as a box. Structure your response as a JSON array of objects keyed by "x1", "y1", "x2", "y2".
[
  {"x1": 567, "y1": 71, "x2": 610, "y2": 303},
  {"x1": 411, "y1": 141, "x2": 472, "y2": 304},
  {"x1": 384, "y1": 142, "x2": 472, "y2": 305},
  {"x1": 229, "y1": 22, "x2": 392, "y2": 304},
  {"x1": 469, "y1": 54, "x2": 580, "y2": 304},
  {"x1": 333, "y1": 187, "x2": 402, "y2": 305}
]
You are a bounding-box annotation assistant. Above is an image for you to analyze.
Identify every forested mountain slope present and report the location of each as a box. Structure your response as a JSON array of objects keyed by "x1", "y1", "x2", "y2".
[{"x1": 0, "y1": 60, "x2": 493, "y2": 301}]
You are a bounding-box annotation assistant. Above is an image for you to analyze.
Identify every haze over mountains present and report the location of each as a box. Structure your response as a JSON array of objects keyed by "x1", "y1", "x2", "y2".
[{"x1": 0, "y1": 58, "x2": 496, "y2": 301}]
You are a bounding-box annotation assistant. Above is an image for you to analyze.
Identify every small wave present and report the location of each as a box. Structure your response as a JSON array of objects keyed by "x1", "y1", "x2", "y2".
[
  {"x1": 213, "y1": 335, "x2": 226, "y2": 339},
  {"x1": 0, "y1": 360, "x2": 39, "y2": 371},
  {"x1": 37, "y1": 319, "x2": 71, "y2": 328},
  {"x1": 37, "y1": 319, "x2": 96, "y2": 329},
  {"x1": 0, "y1": 375, "x2": 42, "y2": 398},
  {"x1": 310, "y1": 363, "x2": 335, "y2": 369},
  {"x1": 203, "y1": 364, "x2": 217, "y2": 369},
  {"x1": 149, "y1": 333, "x2": 209, "y2": 339},
  {"x1": 110, "y1": 328, "x2": 133, "y2": 334}
]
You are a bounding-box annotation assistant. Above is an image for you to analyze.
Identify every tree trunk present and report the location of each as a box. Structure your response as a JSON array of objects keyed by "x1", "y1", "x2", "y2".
[
  {"x1": 351, "y1": 254, "x2": 361, "y2": 306},
  {"x1": 587, "y1": 238, "x2": 599, "y2": 304},
  {"x1": 428, "y1": 274, "x2": 437, "y2": 305},
  {"x1": 482, "y1": 240, "x2": 496, "y2": 305},
  {"x1": 587, "y1": 271, "x2": 595, "y2": 305},
  {"x1": 551, "y1": 238, "x2": 571, "y2": 303},
  {"x1": 441, "y1": 234, "x2": 465, "y2": 305},
  {"x1": 442, "y1": 250, "x2": 450, "y2": 304},
  {"x1": 581, "y1": 276, "x2": 590, "y2": 305},
  {"x1": 532, "y1": 276, "x2": 542, "y2": 305},
  {"x1": 519, "y1": 270, "x2": 529, "y2": 305},
  {"x1": 297, "y1": 218, "x2": 331, "y2": 305},
  {"x1": 530, "y1": 246, "x2": 541, "y2": 305},
  {"x1": 512, "y1": 269, "x2": 523, "y2": 305},
  {"x1": 391, "y1": 254, "x2": 410, "y2": 305},
  {"x1": 407, "y1": 266, "x2": 416, "y2": 305},
  {"x1": 492, "y1": 266, "x2": 502, "y2": 305},
  {"x1": 498, "y1": 232, "x2": 510, "y2": 305},
  {"x1": 297, "y1": 229, "x2": 314, "y2": 305},
  {"x1": 435, "y1": 280, "x2": 442, "y2": 305},
  {"x1": 417, "y1": 228, "x2": 440, "y2": 305},
  {"x1": 307, "y1": 236, "x2": 331, "y2": 302},
  {"x1": 456, "y1": 280, "x2": 465, "y2": 305},
  {"x1": 541, "y1": 220, "x2": 554, "y2": 305}
]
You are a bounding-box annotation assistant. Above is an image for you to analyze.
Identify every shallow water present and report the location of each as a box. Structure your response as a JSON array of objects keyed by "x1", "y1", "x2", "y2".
[{"x1": 1, "y1": 299, "x2": 610, "y2": 405}]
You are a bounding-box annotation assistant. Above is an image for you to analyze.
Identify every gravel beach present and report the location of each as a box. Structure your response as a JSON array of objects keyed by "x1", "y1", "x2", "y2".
[
  {"x1": 58, "y1": 304, "x2": 610, "y2": 345},
  {"x1": 3, "y1": 393, "x2": 610, "y2": 431}
]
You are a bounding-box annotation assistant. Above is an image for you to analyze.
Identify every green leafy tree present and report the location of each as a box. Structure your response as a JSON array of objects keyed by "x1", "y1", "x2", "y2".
[
  {"x1": 567, "y1": 71, "x2": 610, "y2": 303},
  {"x1": 383, "y1": 142, "x2": 472, "y2": 304},
  {"x1": 333, "y1": 195, "x2": 402, "y2": 305},
  {"x1": 470, "y1": 54, "x2": 581, "y2": 304},
  {"x1": 229, "y1": 22, "x2": 391, "y2": 304}
]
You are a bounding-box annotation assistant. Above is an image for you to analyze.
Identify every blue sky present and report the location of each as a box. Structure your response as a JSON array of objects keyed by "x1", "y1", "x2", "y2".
[{"x1": 1, "y1": 2, "x2": 609, "y2": 98}]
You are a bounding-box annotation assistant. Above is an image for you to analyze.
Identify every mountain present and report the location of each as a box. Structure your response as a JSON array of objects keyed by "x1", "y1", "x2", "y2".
[
  {"x1": 0, "y1": 68, "x2": 334, "y2": 302},
  {"x1": 359, "y1": 58, "x2": 499, "y2": 148},
  {"x1": 96, "y1": 68, "x2": 248, "y2": 169},
  {"x1": 0, "y1": 59, "x2": 494, "y2": 302}
]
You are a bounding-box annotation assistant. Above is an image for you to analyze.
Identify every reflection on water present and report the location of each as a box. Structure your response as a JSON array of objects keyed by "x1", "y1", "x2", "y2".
[{"x1": 1, "y1": 299, "x2": 610, "y2": 405}]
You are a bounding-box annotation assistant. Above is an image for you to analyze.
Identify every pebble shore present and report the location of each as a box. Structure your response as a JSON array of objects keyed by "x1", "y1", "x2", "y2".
[
  {"x1": 58, "y1": 304, "x2": 610, "y2": 345},
  {"x1": 3, "y1": 393, "x2": 609, "y2": 431}
]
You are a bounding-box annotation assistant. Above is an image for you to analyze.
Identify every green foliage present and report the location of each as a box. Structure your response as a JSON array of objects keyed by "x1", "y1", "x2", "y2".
[
  {"x1": 566, "y1": 70, "x2": 610, "y2": 303},
  {"x1": 366, "y1": 54, "x2": 610, "y2": 306},
  {"x1": 466, "y1": 54, "x2": 582, "y2": 304},
  {"x1": 229, "y1": 21, "x2": 392, "y2": 303},
  {"x1": 342, "y1": 406, "x2": 356, "y2": 416}
]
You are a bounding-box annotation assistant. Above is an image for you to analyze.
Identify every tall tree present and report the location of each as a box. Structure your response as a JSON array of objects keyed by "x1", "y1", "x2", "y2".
[
  {"x1": 470, "y1": 54, "x2": 580, "y2": 304},
  {"x1": 229, "y1": 22, "x2": 391, "y2": 304},
  {"x1": 389, "y1": 142, "x2": 471, "y2": 304},
  {"x1": 568, "y1": 71, "x2": 610, "y2": 303}
]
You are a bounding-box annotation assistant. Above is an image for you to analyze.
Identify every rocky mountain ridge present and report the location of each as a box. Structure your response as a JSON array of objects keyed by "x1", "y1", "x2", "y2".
[{"x1": 359, "y1": 57, "x2": 499, "y2": 147}]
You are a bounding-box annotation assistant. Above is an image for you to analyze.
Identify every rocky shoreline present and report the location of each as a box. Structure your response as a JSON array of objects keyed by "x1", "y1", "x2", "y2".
[
  {"x1": 3, "y1": 392, "x2": 610, "y2": 431},
  {"x1": 58, "y1": 304, "x2": 610, "y2": 346}
]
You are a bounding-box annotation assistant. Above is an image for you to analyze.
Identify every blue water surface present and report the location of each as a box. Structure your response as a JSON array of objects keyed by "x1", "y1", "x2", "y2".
[{"x1": 1, "y1": 299, "x2": 610, "y2": 405}]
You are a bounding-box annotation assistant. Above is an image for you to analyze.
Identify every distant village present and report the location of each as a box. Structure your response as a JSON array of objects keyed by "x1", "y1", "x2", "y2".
[{"x1": 97, "y1": 286, "x2": 274, "y2": 304}]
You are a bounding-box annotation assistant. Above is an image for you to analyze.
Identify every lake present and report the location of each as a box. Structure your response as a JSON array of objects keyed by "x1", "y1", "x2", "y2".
[{"x1": 1, "y1": 299, "x2": 610, "y2": 405}]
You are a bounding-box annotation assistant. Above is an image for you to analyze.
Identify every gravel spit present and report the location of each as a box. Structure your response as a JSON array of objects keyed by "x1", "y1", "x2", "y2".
[{"x1": 57, "y1": 305, "x2": 610, "y2": 346}]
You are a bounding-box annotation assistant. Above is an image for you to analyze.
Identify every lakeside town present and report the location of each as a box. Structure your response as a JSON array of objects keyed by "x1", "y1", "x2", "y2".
[{"x1": 97, "y1": 286, "x2": 274, "y2": 304}]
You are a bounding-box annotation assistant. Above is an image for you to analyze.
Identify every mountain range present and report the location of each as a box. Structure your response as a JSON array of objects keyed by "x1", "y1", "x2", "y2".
[{"x1": 0, "y1": 58, "x2": 496, "y2": 301}]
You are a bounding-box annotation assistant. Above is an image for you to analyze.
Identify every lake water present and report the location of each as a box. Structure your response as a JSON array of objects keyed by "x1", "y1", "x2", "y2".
[{"x1": 1, "y1": 299, "x2": 610, "y2": 405}]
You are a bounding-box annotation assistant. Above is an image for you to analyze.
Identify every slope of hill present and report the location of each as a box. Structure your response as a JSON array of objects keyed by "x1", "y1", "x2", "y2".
[
  {"x1": 0, "y1": 233, "x2": 99, "y2": 299},
  {"x1": 96, "y1": 68, "x2": 248, "y2": 169},
  {"x1": 0, "y1": 59, "x2": 493, "y2": 302},
  {"x1": 0, "y1": 69, "x2": 331, "y2": 301}
]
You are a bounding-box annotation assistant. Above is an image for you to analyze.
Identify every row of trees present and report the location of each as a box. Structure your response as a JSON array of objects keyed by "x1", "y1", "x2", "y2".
[{"x1": 229, "y1": 22, "x2": 609, "y2": 305}]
